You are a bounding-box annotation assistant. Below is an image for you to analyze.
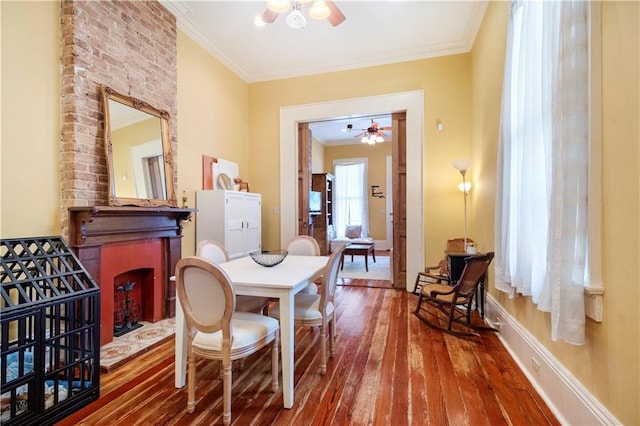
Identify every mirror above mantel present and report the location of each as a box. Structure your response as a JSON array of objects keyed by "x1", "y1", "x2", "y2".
[{"x1": 101, "y1": 85, "x2": 177, "y2": 207}]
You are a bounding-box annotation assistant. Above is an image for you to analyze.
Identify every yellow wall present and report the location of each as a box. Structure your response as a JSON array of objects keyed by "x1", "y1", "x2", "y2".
[
  {"x1": 176, "y1": 32, "x2": 250, "y2": 256},
  {"x1": 323, "y1": 143, "x2": 391, "y2": 240},
  {"x1": 311, "y1": 138, "x2": 325, "y2": 173},
  {"x1": 1, "y1": 1, "x2": 61, "y2": 237},
  {"x1": 471, "y1": 2, "x2": 639, "y2": 424},
  {"x1": 248, "y1": 56, "x2": 472, "y2": 257},
  {"x1": 2, "y1": 1, "x2": 638, "y2": 423},
  {"x1": 111, "y1": 118, "x2": 163, "y2": 198}
]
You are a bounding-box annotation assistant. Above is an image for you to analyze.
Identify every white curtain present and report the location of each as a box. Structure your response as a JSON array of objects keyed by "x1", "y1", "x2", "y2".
[
  {"x1": 495, "y1": 0, "x2": 589, "y2": 344},
  {"x1": 334, "y1": 160, "x2": 368, "y2": 238}
]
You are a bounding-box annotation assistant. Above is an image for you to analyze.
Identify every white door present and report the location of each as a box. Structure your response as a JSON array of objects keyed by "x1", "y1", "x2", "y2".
[
  {"x1": 243, "y1": 194, "x2": 262, "y2": 254},
  {"x1": 225, "y1": 192, "x2": 245, "y2": 258}
]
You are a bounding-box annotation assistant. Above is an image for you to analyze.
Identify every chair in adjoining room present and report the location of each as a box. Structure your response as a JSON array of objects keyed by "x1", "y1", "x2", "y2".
[
  {"x1": 197, "y1": 239, "x2": 269, "y2": 314},
  {"x1": 269, "y1": 244, "x2": 346, "y2": 374},
  {"x1": 175, "y1": 257, "x2": 280, "y2": 425},
  {"x1": 412, "y1": 237, "x2": 475, "y2": 294},
  {"x1": 414, "y1": 251, "x2": 497, "y2": 338},
  {"x1": 286, "y1": 235, "x2": 321, "y2": 294}
]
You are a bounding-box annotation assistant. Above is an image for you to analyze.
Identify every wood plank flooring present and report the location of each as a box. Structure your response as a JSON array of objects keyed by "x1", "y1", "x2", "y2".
[{"x1": 57, "y1": 281, "x2": 558, "y2": 426}]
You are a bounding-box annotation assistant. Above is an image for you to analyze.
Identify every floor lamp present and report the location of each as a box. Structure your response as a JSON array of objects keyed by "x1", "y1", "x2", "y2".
[{"x1": 452, "y1": 159, "x2": 472, "y2": 252}]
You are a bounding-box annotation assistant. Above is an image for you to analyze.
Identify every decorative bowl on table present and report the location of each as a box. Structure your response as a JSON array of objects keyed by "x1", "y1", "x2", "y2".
[{"x1": 249, "y1": 249, "x2": 288, "y2": 267}]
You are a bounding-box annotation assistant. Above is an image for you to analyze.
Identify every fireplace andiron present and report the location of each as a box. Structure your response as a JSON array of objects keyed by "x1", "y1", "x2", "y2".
[{"x1": 114, "y1": 280, "x2": 143, "y2": 337}]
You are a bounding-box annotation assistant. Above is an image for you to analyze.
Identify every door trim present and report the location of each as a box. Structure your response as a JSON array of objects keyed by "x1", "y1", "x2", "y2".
[
  {"x1": 279, "y1": 90, "x2": 424, "y2": 291},
  {"x1": 385, "y1": 155, "x2": 393, "y2": 249}
]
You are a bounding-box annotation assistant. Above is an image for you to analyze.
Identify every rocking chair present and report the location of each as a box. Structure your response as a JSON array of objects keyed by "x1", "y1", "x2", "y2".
[
  {"x1": 414, "y1": 252, "x2": 497, "y2": 338},
  {"x1": 412, "y1": 238, "x2": 474, "y2": 294}
]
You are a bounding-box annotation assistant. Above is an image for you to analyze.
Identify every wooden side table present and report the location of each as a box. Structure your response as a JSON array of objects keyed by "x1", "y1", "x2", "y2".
[{"x1": 341, "y1": 243, "x2": 376, "y2": 271}]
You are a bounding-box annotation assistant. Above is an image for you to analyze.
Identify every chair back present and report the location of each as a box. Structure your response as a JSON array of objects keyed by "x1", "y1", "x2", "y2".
[
  {"x1": 446, "y1": 237, "x2": 475, "y2": 254},
  {"x1": 197, "y1": 240, "x2": 229, "y2": 264},
  {"x1": 320, "y1": 244, "x2": 346, "y2": 309},
  {"x1": 453, "y1": 252, "x2": 494, "y2": 303},
  {"x1": 286, "y1": 235, "x2": 320, "y2": 256},
  {"x1": 176, "y1": 256, "x2": 235, "y2": 338},
  {"x1": 436, "y1": 238, "x2": 476, "y2": 276}
]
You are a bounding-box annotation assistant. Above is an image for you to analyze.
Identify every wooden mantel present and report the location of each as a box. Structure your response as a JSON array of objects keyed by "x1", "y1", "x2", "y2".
[
  {"x1": 68, "y1": 206, "x2": 194, "y2": 246},
  {"x1": 68, "y1": 206, "x2": 195, "y2": 326}
]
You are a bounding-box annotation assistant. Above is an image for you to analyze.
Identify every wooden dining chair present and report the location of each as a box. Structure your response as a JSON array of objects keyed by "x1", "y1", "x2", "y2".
[
  {"x1": 286, "y1": 235, "x2": 321, "y2": 294},
  {"x1": 175, "y1": 256, "x2": 280, "y2": 425},
  {"x1": 197, "y1": 240, "x2": 269, "y2": 314},
  {"x1": 270, "y1": 243, "x2": 346, "y2": 374},
  {"x1": 414, "y1": 252, "x2": 497, "y2": 338}
]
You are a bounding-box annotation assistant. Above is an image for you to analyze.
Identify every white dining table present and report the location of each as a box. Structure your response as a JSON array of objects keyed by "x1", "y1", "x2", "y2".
[{"x1": 174, "y1": 254, "x2": 328, "y2": 409}]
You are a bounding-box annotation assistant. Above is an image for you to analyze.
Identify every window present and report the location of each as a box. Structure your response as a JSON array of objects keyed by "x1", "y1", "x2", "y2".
[
  {"x1": 333, "y1": 159, "x2": 368, "y2": 238},
  {"x1": 495, "y1": 0, "x2": 599, "y2": 345}
]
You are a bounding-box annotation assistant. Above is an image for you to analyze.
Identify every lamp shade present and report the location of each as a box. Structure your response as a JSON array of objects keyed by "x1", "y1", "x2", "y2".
[
  {"x1": 452, "y1": 158, "x2": 472, "y2": 172},
  {"x1": 267, "y1": 0, "x2": 291, "y2": 13},
  {"x1": 309, "y1": 0, "x2": 331, "y2": 20}
]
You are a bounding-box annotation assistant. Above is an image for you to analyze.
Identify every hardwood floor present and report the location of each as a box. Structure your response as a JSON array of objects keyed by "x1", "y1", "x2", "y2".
[{"x1": 58, "y1": 282, "x2": 559, "y2": 426}]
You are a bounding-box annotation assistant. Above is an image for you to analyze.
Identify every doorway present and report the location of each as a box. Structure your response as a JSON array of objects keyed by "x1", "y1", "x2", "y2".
[{"x1": 279, "y1": 91, "x2": 424, "y2": 291}]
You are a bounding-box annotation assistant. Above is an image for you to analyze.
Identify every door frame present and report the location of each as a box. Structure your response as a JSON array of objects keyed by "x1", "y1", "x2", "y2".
[
  {"x1": 279, "y1": 90, "x2": 424, "y2": 291},
  {"x1": 385, "y1": 155, "x2": 393, "y2": 249}
]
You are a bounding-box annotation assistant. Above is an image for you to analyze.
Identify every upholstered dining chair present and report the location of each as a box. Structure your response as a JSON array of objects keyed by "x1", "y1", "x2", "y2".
[
  {"x1": 269, "y1": 243, "x2": 345, "y2": 374},
  {"x1": 197, "y1": 240, "x2": 269, "y2": 314},
  {"x1": 286, "y1": 235, "x2": 321, "y2": 294},
  {"x1": 414, "y1": 251, "x2": 497, "y2": 338},
  {"x1": 175, "y1": 257, "x2": 279, "y2": 425},
  {"x1": 412, "y1": 237, "x2": 475, "y2": 294}
]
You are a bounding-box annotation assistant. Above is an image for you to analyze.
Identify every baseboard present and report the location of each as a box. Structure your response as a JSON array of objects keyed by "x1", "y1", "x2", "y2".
[
  {"x1": 484, "y1": 295, "x2": 621, "y2": 426},
  {"x1": 373, "y1": 239, "x2": 391, "y2": 250}
]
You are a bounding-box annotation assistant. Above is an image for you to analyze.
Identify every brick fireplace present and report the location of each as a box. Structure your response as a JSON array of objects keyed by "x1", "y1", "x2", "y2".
[
  {"x1": 69, "y1": 206, "x2": 192, "y2": 346},
  {"x1": 59, "y1": 1, "x2": 183, "y2": 347},
  {"x1": 59, "y1": 1, "x2": 178, "y2": 237}
]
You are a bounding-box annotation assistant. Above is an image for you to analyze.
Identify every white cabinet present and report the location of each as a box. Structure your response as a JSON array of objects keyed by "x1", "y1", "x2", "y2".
[{"x1": 196, "y1": 190, "x2": 261, "y2": 259}]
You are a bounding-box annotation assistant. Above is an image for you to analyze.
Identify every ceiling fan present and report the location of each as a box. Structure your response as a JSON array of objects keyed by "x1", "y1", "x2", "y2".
[
  {"x1": 354, "y1": 120, "x2": 392, "y2": 145},
  {"x1": 256, "y1": 0, "x2": 346, "y2": 29}
]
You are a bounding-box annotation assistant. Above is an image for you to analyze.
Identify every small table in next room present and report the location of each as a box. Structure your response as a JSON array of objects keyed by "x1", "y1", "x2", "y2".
[{"x1": 340, "y1": 243, "x2": 376, "y2": 272}]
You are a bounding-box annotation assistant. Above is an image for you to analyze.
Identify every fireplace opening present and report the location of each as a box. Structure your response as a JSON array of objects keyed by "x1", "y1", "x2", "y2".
[{"x1": 113, "y1": 268, "x2": 153, "y2": 337}]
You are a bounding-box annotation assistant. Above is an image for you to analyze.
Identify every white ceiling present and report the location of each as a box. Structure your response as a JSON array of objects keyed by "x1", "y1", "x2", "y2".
[
  {"x1": 160, "y1": 0, "x2": 488, "y2": 144},
  {"x1": 309, "y1": 115, "x2": 393, "y2": 146}
]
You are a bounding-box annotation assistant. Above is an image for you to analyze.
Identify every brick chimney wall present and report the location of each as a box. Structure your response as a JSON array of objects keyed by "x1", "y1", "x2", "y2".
[{"x1": 60, "y1": 0, "x2": 177, "y2": 238}]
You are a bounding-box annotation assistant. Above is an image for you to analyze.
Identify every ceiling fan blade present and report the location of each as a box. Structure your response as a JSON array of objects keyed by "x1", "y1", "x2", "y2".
[
  {"x1": 326, "y1": 1, "x2": 346, "y2": 27},
  {"x1": 261, "y1": 8, "x2": 279, "y2": 24}
]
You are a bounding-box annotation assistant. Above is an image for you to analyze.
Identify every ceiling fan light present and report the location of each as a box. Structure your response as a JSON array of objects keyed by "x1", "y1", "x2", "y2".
[
  {"x1": 376, "y1": 135, "x2": 384, "y2": 143},
  {"x1": 367, "y1": 138, "x2": 376, "y2": 145},
  {"x1": 286, "y1": 9, "x2": 306, "y2": 28},
  {"x1": 361, "y1": 136, "x2": 369, "y2": 143},
  {"x1": 309, "y1": 0, "x2": 331, "y2": 20},
  {"x1": 267, "y1": 0, "x2": 291, "y2": 13},
  {"x1": 253, "y1": 15, "x2": 267, "y2": 27}
]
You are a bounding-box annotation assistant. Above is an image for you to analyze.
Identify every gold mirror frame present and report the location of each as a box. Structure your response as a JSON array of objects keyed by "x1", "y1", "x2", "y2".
[{"x1": 101, "y1": 85, "x2": 177, "y2": 207}]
